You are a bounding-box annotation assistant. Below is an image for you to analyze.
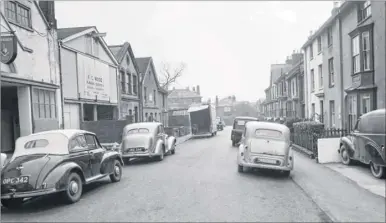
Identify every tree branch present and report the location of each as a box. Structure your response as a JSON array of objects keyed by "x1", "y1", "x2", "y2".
[{"x1": 159, "y1": 62, "x2": 186, "y2": 89}]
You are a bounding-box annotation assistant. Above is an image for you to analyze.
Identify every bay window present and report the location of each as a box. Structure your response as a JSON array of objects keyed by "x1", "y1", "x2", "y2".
[
  {"x1": 362, "y1": 31, "x2": 370, "y2": 71},
  {"x1": 352, "y1": 35, "x2": 360, "y2": 74}
]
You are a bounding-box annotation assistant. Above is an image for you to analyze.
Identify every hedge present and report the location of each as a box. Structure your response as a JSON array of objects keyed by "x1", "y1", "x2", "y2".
[{"x1": 292, "y1": 121, "x2": 325, "y2": 157}]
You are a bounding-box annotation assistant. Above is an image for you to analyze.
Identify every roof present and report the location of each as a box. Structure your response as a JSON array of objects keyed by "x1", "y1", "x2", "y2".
[
  {"x1": 235, "y1": 116, "x2": 258, "y2": 121},
  {"x1": 29, "y1": 129, "x2": 94, "y2": 138},
  {"x1": 245, "y1": 121, "x2": 290, "y2": 133},
  {"x1": 57, "y1": 26, "x2": 94, "y2": 40},
  {"x1": 271, "y1": 64, "x2": 292, "y2": 85},
  {"x1": 188, "y1": 104, "x2": 209, "y2": 113},
  {"x1": 123, "y1": 122, "x2": 161, "y2": 132},
  {"x1": 168, "y1": 88, "x2": 201, "y2": 99},
  {"x1": 108, "y1": 42, "x2": 140, "y2": 74},
  {"x1": 136, "y1": 57, "x2": 152, "y2": 75},
  {"x1": 286, "y1": 59, "x2": 304, "y2": 79},
  {"x1": 301, "y1": 1, "x2": 351, "y2": 50}
]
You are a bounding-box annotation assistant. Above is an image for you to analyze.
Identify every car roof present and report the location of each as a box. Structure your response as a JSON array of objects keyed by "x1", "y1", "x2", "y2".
[
  {"x1": 28, "y1": 129, "x2": 95, "y2": 139},
  {"x1": 245, "y1": 121, "x2": 290, "y2": 132},
  {"x1": 235, "y1": 116, "x2": 258, "y2": 121},
  {"x1": 123, "y1": 122, "x2": 161, "y2": 131},
  {"x1": 361, "y1": 108, "x2": 385, "y2": 119}
]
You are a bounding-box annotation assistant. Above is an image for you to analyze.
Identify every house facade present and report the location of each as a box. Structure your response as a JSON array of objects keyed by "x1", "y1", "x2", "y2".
[
  {"x1": 58, "y1": 26, "x2": 119, "y2": 129},
  {"x1": 1, "y1": 1, "x2": 61, "y2": 153},
  {"x1": 285, "y1": 57, "x2": 305, "y2": 119},
  {"x1": 136, "y1": 57, "x2": 168, "y2": 125},
  {"x1": 168, "y1": 86, "x2": 202, "y2": 110},
  {"x1": 109, "y1": 42, "x2": 140, "y2": 122}
]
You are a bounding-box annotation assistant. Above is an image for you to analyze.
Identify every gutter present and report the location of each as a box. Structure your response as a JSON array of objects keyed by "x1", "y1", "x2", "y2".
[{"x1": 57, "y1": 41, "x2": 65, "y2": 128}]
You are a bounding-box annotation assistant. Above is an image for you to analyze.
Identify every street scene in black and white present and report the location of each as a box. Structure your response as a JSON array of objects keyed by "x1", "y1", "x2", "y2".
[{"x1": 1, "y1": 1, "x2": 385, "y2": 222}]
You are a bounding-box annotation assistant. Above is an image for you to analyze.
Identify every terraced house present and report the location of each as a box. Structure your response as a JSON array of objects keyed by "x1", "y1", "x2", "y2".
[
  {"x1": 302, "y1": 1, "x2": 385, "y2": 129},
  {"x1": 1, "y1": 1, "x2": 61, "y2": 154},
  {"x1": 109, "y1": 42, "x2": 140, "y2": 122},
  {"x1": 136, "y1": 57, "x2": 168, "y2": 125}
]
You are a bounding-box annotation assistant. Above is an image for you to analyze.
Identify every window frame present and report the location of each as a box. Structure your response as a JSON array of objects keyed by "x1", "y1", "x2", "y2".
[
  {"x1": 32, "y1": 88, "x2": 57, "y2": 120},
  {"x1": 317, "y1": 36, "x2": 322, "y2": 53},
  {"x1": 352, "y1": 35, "x2": 361, "y2": 74},
  {"x1": 310, "y1": 69, "x2": 315, "y2": 92},
  {"x1": 127, "y1": 72, "x2": 132, "y2": 95},
  {"x1": 358, "y1": 1, "x2": 372, "y2": 23},
  {"x1": 329, "y1": 100, "x2": 335, "y2": 127},
  {"x1": 328, "y1": 58, "x2": 335, "y2": 87},
  {"x1": 318, "y1": 64, "x2": 323, "y2": 89},
  {"x1": 5, "y1": 1, "x2": 32, "y2": 30},
  {"x1": 327, "y1": 26, "x2": 333, "y2": 47},
  {"x1": 309, "y1": 44, "x2": 314, "y2": 60}
]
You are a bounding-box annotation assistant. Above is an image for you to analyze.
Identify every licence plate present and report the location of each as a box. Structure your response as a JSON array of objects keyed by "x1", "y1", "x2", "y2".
[
  {"x1": 256, "y1": 158, "x2": 277, "y2": 165},
  {"x1": 128, "y1": 148, "x2": 143, "y2": 152},
  {"x1": 2, "y1": 176, "x2": 29, "y2": 185}
]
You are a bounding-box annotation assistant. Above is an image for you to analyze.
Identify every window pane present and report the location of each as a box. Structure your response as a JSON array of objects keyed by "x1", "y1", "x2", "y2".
[
  {"x1": 85, "y1": 135, "x2": 97, "y2": 149},
  {"x1": 39, "y1": 104, "x2": 45, "y2": 118},
  {"x1": 50, "y1": 91, "x2": 56, "y2": 105},
  {"x1": 352, "y1": 36, "x2": 360, "y2": 55},
  {"x1": 51, "y1": 105, "x2": 56, "y2": 118},
  {"x1": 33, "y1": 103, "x2": 39, "y2": 119},
  {"x1": 38, "y1": 89, "x2": 44, "y2": 104}
]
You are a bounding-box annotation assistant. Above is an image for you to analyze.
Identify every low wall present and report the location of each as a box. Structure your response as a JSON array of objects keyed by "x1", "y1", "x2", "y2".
[
  {"x1": 317, "y1": 138, "x2": 341, "y2": 164},
  {"x1": 80, "y1": 119, "x2": 132, "y2": 144}
]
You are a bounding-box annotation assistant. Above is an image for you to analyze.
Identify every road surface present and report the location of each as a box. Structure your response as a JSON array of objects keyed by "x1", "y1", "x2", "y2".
[{"x1": 2, "y1": 127, "x2": 384, "y2": 222}]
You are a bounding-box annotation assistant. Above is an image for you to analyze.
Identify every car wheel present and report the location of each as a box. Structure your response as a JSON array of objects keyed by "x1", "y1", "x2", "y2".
[
  {"x1": 157, "y1": 148, "x2": 164, "y2": 161},
  {"x1": 340, "y1": 145, "x2": 351, "y2": 165},
  {"x1": 62, "y1": 172, "x2": 83, "y2": 204},
  {"x1": 110, "y1": 160, "x2": 122, "y2": 182},
  {"x1": 238, "y1": 164, "x2": 244, "y2": 173},
  {"x1": 370, "y1": 162, "x2": 385, "y2": 179},
  {"x1": 1, "y1": 198, "x2": 23, "y2": 209},
  {"x1": 171, "y1": 145, "x2": 176, "y2": 155},
  {"x1": 282, "y1": 170, "x2": 291, "y2": 177}
]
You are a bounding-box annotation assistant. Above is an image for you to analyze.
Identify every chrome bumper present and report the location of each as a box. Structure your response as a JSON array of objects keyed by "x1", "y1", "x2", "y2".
[
  {"x1": 238, "y1": 157, "x2": 293, "y2": 171},
  {"x1": 121, "y1": 151, "x2": 160, "y2": 158},
  {"x1": 1, "y1": 188, "x2": 57, "y2": 199}
]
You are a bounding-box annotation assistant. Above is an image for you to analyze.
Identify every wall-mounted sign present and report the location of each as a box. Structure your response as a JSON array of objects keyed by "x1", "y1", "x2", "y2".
[
  {"x1": 0, "y1": 34, "x2": 17, "y2": 64},
  {"x1": 77, "y1": 54, "x2": 112, "y2": 101}
]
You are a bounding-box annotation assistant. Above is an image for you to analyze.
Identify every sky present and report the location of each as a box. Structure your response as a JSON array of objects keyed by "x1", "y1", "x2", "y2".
[{"x1": 55, "y1": 1, "x2": 333, "y2": 102}]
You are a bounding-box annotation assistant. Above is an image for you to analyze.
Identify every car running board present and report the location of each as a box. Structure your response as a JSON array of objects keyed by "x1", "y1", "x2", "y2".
[{"x1": 85, "y1": 174, "x2": 109, "y2": 184}]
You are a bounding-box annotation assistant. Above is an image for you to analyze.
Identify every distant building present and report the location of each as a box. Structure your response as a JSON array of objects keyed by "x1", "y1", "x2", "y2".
[
  {"x1": 215, "y1": 95, "x2": 236, "y2": 125},
  {"x1": 168, "y1": 86, "x2": 202, "y2": 110}
]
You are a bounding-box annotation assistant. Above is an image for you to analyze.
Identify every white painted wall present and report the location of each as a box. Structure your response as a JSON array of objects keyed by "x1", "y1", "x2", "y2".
[
  {"x1": 317, "y1": 138, "x2": 341, "y2": 164},
  {"x1": 63, "y1": 103, "x2": 80, "y2": 129},
  {"x1": 17, "y1": 86, "x2": 33, "y2": 136}
]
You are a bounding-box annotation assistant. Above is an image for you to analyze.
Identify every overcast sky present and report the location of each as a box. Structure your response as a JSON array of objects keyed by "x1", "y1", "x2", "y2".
[{"x1": 55, "y1": 1, "x2": 333, "y2": 102}]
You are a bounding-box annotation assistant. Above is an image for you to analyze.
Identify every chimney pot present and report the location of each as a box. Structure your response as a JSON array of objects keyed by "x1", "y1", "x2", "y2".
[
  {"x1": 196, "y1": 85, "x2": 200, "y2": 95},
  {"x1": 193, "y1": 87, "x2": 196, "y2": 92}
]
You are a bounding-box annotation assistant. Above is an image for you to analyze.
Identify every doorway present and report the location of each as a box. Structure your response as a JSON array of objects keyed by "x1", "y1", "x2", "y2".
[{"x1": 1, "y1": 86, "x2": 20, "y2": 153}]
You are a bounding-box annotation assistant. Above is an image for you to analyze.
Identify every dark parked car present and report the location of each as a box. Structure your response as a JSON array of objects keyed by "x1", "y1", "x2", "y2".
[
  {"x1": 231, "y1": 116, "x2": 259, "y2": 147},
  {"x1": 339, "y1": 109, "x2": 386, "y2": 178},
  {"x1": 1, "y1": 130, "x2": 123, "y2": 209}
]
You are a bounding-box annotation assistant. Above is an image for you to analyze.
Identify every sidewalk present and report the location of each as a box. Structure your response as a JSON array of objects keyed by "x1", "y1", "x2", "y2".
[
  {"x1": 324, "y1": 163, "x2": 385, "y2": 198},
  {"x1": 176, "y1": 134, "x2": 192, "y2": 146},
  {"x1": 292, "y1": 151, "x2": 385, "y2": 222}
]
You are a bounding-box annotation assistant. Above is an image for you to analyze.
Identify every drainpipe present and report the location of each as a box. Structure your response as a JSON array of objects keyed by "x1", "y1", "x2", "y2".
[
  {"x1": 138, "y1": 72, "x2": 143, "y2": 122},
  {"x1": 58, "y1": 41, "x2": 65, "y2": 129},
  {"x1": 303, "y1": 49, "x2": 308, "y2": 118},
  {"x1": 338, "y1": 15, "x2": 345, "y2": 129}
]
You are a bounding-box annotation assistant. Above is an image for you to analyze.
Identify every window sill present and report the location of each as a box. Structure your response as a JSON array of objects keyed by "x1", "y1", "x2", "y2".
[
  {"x1": 8, "y1": 21, "x2": 34, "y2": 32},
  {"x1": 357, "y1": 15, "x2": 372, "y2": 26},
  {"x1": 329, "y1": 84, "x2": 335, "y2": 88}
]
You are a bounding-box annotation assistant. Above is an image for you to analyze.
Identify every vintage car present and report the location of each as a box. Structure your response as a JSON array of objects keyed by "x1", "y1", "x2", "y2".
[
  {"x1": 1, "y1": 153, "x2": 7, "y2": 168},
  {"x1": 1, "y1": 130, "x2": 123, "y2": 209},
  {"x1": 120, "y1": 122, "x2": 177, "y2": 163},
  {"x1": 237, "y1": 121, "x2": 294, "y2": 177},
  {"x1": 231, "y1": 116, "x2": 259, "y2": 147},
  {"x1": 339, "y1": 109, "x2": 386, "y2": 178}
]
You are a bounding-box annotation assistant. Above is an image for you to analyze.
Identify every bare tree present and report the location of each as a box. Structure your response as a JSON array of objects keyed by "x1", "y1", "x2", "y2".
[{"x1": 159, "y1": 62, "x2": 186, "y2": 90}]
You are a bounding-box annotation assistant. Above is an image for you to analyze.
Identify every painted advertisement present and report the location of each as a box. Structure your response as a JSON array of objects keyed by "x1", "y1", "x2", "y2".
[{"x1": 77, "y1": 54, "x2": 115, "y2": 101}]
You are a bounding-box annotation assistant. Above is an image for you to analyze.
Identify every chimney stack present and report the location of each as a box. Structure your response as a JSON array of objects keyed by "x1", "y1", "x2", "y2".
[
  {"x1": 331, "y1": 1, "x2": 340, "y2": 15},
  {"x1": 39, "y1": 1, "x2": 57, "y2": 29},
  {"x1": 215, "y1": 96, "x2": 219, "y2": 107},
  {"x1": 192, "y1": 86, "x2": 196, "y2": 92},
  {"x1": 196, "y1": 85, "x2": 200, "y2": 95}
]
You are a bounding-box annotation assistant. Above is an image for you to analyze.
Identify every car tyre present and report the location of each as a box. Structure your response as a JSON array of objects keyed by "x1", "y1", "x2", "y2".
[
  {"x1": 1, "y1": 198, "x2": 23, "y2": 209},
  {"x1": 282, "y1": 170, "x2": 291, "y2": 177},
  {"x1": 110, "y1": 160, "x2": 122, "y2": 182},
  {"x1": 171, "y1": 144, "x2": 176, "y2": 155},
  {"x1": 370, "y1": 162, "x2": 385, "y2": 179},
  {"x1": 62, "y1": 172, "x2": 83, "y2": 204},
  {"x1": 340, "y1": 145, "x2": 351, "y2": 165},
  {"x1": 157, "y1": 148, "x2": 165, "y2": 161},
  {"x1": 238, "y1": 164, "x2": 244, "y2": 173}
]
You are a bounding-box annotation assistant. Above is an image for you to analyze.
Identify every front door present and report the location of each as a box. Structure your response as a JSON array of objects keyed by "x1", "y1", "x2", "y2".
[{"x1": 85, "y1": 134, "x2": 105, "y2": 176}]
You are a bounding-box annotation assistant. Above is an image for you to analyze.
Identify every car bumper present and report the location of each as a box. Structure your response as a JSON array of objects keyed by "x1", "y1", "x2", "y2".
[
  {"x1": 121, "y1": 152, "x2": 160, "y2": 158},
  {"x1": 238, "y1": 158, "x2": 293, "y2": 171},
  {"x1": 1, "y1": 188, "x2": 57, "y2": 199}
]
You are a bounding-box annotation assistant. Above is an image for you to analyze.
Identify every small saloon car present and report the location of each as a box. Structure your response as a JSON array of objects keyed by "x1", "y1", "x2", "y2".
[
  {"x1": 237, "y1": 121, "x2": 294, "y2": 177},
  {"x1": 339, "y1": 109, "x2": 386, "y2": 178},
  {"x1": 120, "y1": 122, "x2": 177, "y2": 163},
  {"x1": 231, "y1": 116, "x2": 259, "y2": 147},
  {"x1": 1, "y1": 130, "x2": 123, "y2": 209}
]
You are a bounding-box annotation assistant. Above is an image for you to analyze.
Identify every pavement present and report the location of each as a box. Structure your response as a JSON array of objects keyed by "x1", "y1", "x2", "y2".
[{"x1": 1, "y1": 127, "x2": 385, "y2": 222}]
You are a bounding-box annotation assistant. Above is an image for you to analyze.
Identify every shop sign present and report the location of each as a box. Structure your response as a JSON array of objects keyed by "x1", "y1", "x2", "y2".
[{"x1": 0, "y1": 34, "x2": 17, "y2": 64}]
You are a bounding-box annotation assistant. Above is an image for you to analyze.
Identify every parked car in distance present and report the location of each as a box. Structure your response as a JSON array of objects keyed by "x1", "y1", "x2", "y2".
[
  {"x1": 1, "y1": 130, "x2": 123, "y2": 209},
  {"x1": 231, "y1": 116, "x2": 259, "y2": 147},
  {"x1": 120, "y1": 122, "x2": 177, "y2": 163},
  {"x1": 237, "y1": 121, "x2": 294, "y2": 177},
  {"x1": 339, "y1": 109, "x2": 386, "y2": 179}
]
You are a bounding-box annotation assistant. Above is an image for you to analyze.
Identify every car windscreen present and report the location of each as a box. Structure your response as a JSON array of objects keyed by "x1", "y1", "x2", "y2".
[
  {"x1": 234, "y1": 120, "x2": 252, "y2": 130},
  {"x1": 125, "y1": 128, "x2": 150, "y2": 136},
  {"x1": 254, "y1": 129, "x2": 283, "y2": 139}
]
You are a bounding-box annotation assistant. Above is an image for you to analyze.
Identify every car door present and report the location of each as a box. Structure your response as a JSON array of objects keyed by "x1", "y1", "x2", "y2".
[
  {"x1": 84, "y1": 134, "x2": 105, "y2": 176},
  {"x1": 68, "y1": 135, "x2": 92, "y2": 179},
  {"x1": 350, "y1": 119, "x2": 361, "y2": 161},
  {"x1": 159, "y1": 125, "x2": 169, "y2": 151}
]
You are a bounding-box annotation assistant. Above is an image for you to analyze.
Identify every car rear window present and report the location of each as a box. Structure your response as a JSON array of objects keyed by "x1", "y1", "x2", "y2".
[
  {"x1": 255, "y1": 129, "x2": 282, "y2": 138},
  {"x1": 24, "y1": 139, "x2": 49, "y2": 149},
  {"x1": 126, "y1": 128, "x2": 150, "y2": 135}
]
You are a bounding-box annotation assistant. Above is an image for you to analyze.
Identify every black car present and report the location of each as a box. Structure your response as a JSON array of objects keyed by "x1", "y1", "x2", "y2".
[
  {"x1": 231, "y1": 116, "x2": 259, "y2": 147},
  {"x1": 1, "y1": 129, "x2": 123, "y2": 209},
  {"x1": 339, "y1": 109, "x2": 386, "y2": 178}
]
